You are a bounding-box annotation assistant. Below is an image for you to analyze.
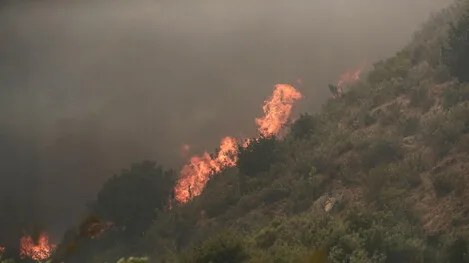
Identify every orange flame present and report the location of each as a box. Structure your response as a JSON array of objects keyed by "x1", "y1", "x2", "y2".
[
  {"x1": 175, "y1": 136, "x2": 238, "y2": 203},
  {"x1": 256, "y1": 84, "x2": 302, "y2": 136},
  {"x1": 20, "y1": 232, "x2": 56, "y2": 261},
  {"x1": 174, "y1": 84, "x2": 302, "y2": 204},
  {"x1": 337, "y1": 64, "x2": 365, "y2": 87}
]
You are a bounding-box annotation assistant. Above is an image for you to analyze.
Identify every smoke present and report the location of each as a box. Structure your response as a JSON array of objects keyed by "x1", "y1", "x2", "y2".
[{"x1": 0, "y1": 0, "x2": 451, "y2": 241}]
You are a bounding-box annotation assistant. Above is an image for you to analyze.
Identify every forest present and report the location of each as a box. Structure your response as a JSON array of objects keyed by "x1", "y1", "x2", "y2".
[{"x1": 2, "y1": 0, "x2": 469, "y2": 262}]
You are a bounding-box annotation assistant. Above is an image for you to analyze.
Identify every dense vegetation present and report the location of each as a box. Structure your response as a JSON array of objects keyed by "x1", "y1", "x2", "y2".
[{"x1": 2, "y1": 1, "x2": 469, "y2": 263}]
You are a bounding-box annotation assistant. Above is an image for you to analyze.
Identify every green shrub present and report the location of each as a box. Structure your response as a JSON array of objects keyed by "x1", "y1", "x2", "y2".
[
  {"x1": 360, "y1": 138, "x2": 403, "y2": 171},
  {"x1": 363, "y1": 165, "x2": 389, "y2": 204},
  {"x1": 290, "y1": 113, "x2": 320, "y2": 139},
  {"x1": 422, "y1": 112, "x2": 464, "y2": 157},
  {"x1": 368, "y1": 52, "x2": 412, "y2": 85},
  {"x1": 458, "y1": 134, "x2": 469, "y2": 153},
  {"x1": 92, "y1": 161, "x2": 175, "y2": 238},
  {"x1": 236, "y1": 135, "x2": 283, "y2": 177},
  {"x1": 442, "y1": 10, "x2": 469, "y2": 83},
  {"x1": 443, "y1": 83, "x2": 469, "y2": 108},
  {"x1": 398, "y1": 116, "x2": 420, "y2": 137},
  {"x1": 259, "y1": 184, "x2": 290, "y2": 205},
  {"x1": 377, "y1": 102, "x2": 403, "y2": 127},
  {"x1": 444, "y1": 235, "x2": 469, "y2": 263},
  {"x1": 179, "y1": 232, "x2": 248, "y2": 263},
  {"x1": 287, "y1": 175, "x2": 327, "y2": 213},
  {"x1": 409, "y1": 85, "x2": 435, "y2": 112},
  {"x1": 431, "y1": 172, "x2": 465, "y2": 197}
]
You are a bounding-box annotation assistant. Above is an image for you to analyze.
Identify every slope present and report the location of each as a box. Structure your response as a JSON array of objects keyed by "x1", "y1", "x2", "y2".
[{"x1": 17, "y1": 0, "x2": 469, "y2": 262}]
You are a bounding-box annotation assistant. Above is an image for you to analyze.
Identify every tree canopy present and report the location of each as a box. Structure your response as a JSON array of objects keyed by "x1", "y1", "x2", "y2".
[{"x1": 92, "y1": 161, "x2": 175, "y2": 237}]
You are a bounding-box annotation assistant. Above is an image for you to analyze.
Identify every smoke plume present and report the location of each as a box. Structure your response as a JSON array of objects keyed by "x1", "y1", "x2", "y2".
[{"x1": 0, "y1": 0, "x2": 451, "y2": 242}]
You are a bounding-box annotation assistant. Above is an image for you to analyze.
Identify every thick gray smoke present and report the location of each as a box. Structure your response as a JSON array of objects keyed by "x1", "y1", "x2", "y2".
[{"x1": 0, "y1": 0, "x2": 450, "y2": 241}]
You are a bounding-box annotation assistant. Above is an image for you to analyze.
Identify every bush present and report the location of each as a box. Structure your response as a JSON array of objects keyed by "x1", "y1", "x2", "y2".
[
  {"x1": 92, "y1": 161, "x2": 175, "y2": 238},
  {"x1": 458, "y1": 135, "x2": 469, "y2": 153},
  {"x1": 442, "y1": 10, "x2": 469, "y2": 83},
  {"x1": 236, "y1": 135, "x2": 282, "y2": 177},
  {"x1": 398, "y1": 116, "x2": 420, "y2": 137},
  {"x1": 443, "y1": 235, "x2": 469, "y2": 263},
  {"x1": 259, "y1": 184, "x2": 290, "y2": 205},
  {"x1": 442, "y1": 83, "x2": 469, "y2": 108},
  {"x1": 368, "y1": 52, "x2": 412, "y2": 85},
  {"x1": 360, "y1": 138, "x2": 403, "y2": 171},
  {"x1": 363, "y1": 165, "x2": 389, "y2": 204},
  {"x1": 287, "y1": 175, "x2": 327, "y2": 213},
  {"x1": 409, "y1": 85, "x2": 435, "y2": 112},
  {"x1": 377, "y1": 102, "x2": 403, "y2": 127},
  {"x1": 400, "y1": 154, "x2": 427, "y2": 188},
  {"x1": 431, "y1": 172, "x2": 465, "y2": 197},
  {"x1": 179, "y1": 232, "x2": 248, "y2": 263},
  {"x1": 290, "y1": 113, "x2": 320, "y2": 139},
  {"x1": 422, "y1": 112, "x2": 465, "y2": 157}
]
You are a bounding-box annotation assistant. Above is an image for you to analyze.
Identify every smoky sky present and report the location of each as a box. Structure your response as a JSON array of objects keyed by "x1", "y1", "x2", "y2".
[{"x1": 0, "y1": 0, "x2": 451, "y2": 241}]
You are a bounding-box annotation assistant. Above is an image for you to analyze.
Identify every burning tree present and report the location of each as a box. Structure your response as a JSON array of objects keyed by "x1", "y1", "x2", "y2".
[
  {"x1": 174, "y1": 84, "x2": 302, "y2": 204},
  {"x1": 19, "y1": 233, "x2": 56, "y2": 261},
  {"x1": 329, "y1": 65, "x2": 365, "y2": 98}
]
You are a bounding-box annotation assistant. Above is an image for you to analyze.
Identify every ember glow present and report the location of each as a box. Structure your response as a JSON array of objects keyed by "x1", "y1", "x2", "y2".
[
  {"x1": 174, "y1": 84, "x2": 302, "y2": 203},
  {"x1": 20, "y1": 233, "x2": 56, "y2": 261},
  {"x1": 337, "y1": 64, "x2": 365, "y2": 87},
  {"x1": 86, "y1": 221, "x2": 114, "y2": 239}
]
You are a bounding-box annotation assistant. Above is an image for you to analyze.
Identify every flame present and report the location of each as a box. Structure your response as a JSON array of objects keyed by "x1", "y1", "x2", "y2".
[
  {"x1": 174, "y1": 136, "x2": 239, "y2": 203},
  {"x1": 256, "y1": 84, "x2": 302, "y2": 136},
  {"x1": 86, "y1": 221, "x2": 114, "y2": 239},
  {"x1": 337, "y1": 64, "x2": 365, "y2": 87},
  {"x1": 20, "y1": 232, "x2": 56, "y2": 261},
  {"x1": 174, "y1": 84, "x2": 302, "y2": 204}
]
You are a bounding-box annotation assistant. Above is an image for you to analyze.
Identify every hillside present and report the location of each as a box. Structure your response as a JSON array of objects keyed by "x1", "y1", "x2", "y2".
[{"x1": 3, "y1": 1, "x2": 469, "y2": 263}]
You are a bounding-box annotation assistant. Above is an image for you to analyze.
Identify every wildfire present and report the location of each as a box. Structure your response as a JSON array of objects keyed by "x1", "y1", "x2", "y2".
[
  {"x1": 256, "y1": 84, "x2": 302, "y2": 136},
  {"x1": 337, "y1": 63, "x2": 365, "y2": 87},
  {"x1": 85, "y1": 221, "x2": 114, "y2": 240},
  {"x1": 174, "y1": 136, "x2": 238, "y2": 203},
  {"x1": 20, "y1": 232, "x2": 56, "y2": 261},
  {"x1": 174, "y1": 84, "x2": 302, "y2": 203}
]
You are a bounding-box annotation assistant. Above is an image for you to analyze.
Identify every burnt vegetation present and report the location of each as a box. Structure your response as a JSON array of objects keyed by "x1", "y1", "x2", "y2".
[{"x1": 4, "y1": 1, "x2": 469, "y2": 263}]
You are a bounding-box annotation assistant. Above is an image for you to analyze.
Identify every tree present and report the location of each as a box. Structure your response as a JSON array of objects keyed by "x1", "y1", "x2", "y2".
[
  {"x1": 236, "y1": 135, "x2": 282, "y2": 177},
  {"x1": 92, "y1": 161, "x2": 175, "y2": 238},
  {"x1": 179, "y1": 232, "x2": 247, "y2": 263},
  {"x1": 290, "y1": 113, "x2": 319, "y2": 139},
  {"x1": 443, "y1": 10, "x2": 469, "y2": 82}
]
